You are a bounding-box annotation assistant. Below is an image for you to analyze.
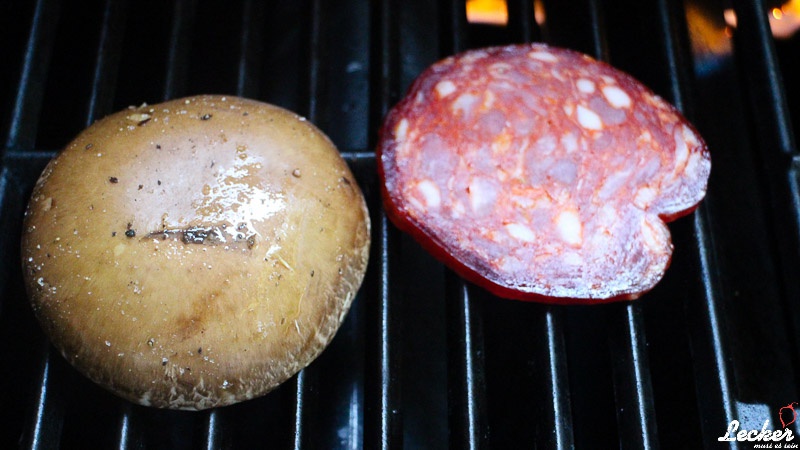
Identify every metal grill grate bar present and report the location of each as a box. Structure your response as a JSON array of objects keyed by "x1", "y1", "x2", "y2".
[
  {"x1": 732, "y1": 0, "x2": 796, "y2": 156},
  {"x1": 578, "y1": 2, "x2": 661, "y2": 447},
  {"x1": 446, "y1": 280, "x2": 489, "y2": 449},
  {"x1": 690, "y1": 211, "x2": 737, "y2": 447},
  {"x1": 608, "y1": 304, "x2": 659, "y2": 450},
  {"x1": 3, "y1": 0, "x2": 59, "y2": 153},
  {"x1": 162, "y1": 0, "x2": 196, "y2": 101},
  {"x1": 84, "y1": 0, "x2": 127, "y2": 127},
  {"x1": 22, "y1": 346, "x2": 63, "y2": 450},
  {"x1": 204, "y1": 409, "x2": 220, "y2": 450},
  {"x1": 650, "y1": 2, "x2": 738, "y2": 446},
  {"x1": 116, "y1": 404, "x2": 132, "y2": 450},
  {"x1": 12, "y1": 2, "x2": 68, "y2": 447},
  {"x1": 235, "y1": 0, "x2": 265, "y2": 100},
  {"x1": 366, "y1": 0, "x2": 404, "y2": 448},
  {"x1": 438, "y1": 1, "x2": 490, "y2": 448},
  {"x1": 543, "y1": 309, "x2": 574, "y2": 449},
  {"x1": 507, "y1": 0, "x2": 538, "y2": 43},
  {"x1": 731, "y1": 0, "x2": 800, "y2": 373}
]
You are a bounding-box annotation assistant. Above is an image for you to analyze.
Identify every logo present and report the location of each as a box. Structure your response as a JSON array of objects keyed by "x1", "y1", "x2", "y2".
[
  {"x1": 781, "y1": 403, "x2": 799, "y2": 429},
  {"x1": 717, "y1": 403, "x2": 797, "y2": 447}
]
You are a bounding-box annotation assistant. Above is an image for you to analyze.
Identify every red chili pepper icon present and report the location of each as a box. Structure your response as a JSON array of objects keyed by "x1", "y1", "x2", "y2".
[{"x1": 779, "y1": 402, "x2": 798, "y2": 429}]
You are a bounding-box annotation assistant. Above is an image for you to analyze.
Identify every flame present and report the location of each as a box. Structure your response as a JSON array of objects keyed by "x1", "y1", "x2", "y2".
[
  {"x1": 466, "y1": 0, "x2": 508, "y2": 25},
  {"x1": 724, "y1": 0, "x2": 800, "y2": 39},
  {"x1": 534, "y1": 0, "x2": 546, "y2": 26},
  {"x1": 687, "y1": 3, "x2": 733, "y2": 57}
]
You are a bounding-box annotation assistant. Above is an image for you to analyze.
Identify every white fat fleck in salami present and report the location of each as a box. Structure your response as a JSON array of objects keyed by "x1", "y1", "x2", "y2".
[
  {"x1": 529, "y1": 50, "x2": 558, "y2": 62},
  {"x1": 483, "y1": 90, "x2": 497, "y2": 109},
  {"x1": 468, "y1": 178, "x2": 499, "y2": 215},
  {"x1": 460, "y1": 49, "x2": 488, "y2": 64},
  {"x1": 672, "y1": 125, "x2": 690, "y2": 173},
  {"x1": 395, "y1": 118, "x2": 409, "y2": 142},
  {"x1": 556, "y1": 210, "x2": 583, "y2": 246},
  {"x1": 435, "y1": 80, "x2": 457, "y2": 98},
  {"x1": 634, "y1": 186, "x2": 658, "y2": 209},
  {"x1": 505, "y1": 223, "x2": 537, "y2": 243},
  {"x1": 561, "y1": 132, "x2": 578, "y2": 153},
  {"x1": 577, "y1": 78, "x2": 596, "y2": 94},
  {"x1": 682, "y1": 124, "x2": 700, "y2": 147},
  {"x1": 576, "y1": 105, "x2": 603, "y2": 130},
  {"x1": 602, "y1": 85, "x2": 632, "y2": 108},
  {"x1": 378, "y1": 43, "x2": 711, "y2": 303},
  {"x1": 452, "y1": 93, "x2": 480, "y2": 118},
  {"x1": 415, "y1": 179, "x2": 441, "y2": 210},
  {"x1": 640, "y1": 215, "x2": 669, "y2": 254}
]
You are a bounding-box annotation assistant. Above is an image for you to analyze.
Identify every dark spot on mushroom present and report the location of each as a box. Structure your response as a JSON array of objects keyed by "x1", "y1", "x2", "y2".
[
  {"x1": 146, "y1": 224, "x2": 255, "y2": 249},
  {"x1": 157, "y1": 180, "x2": 161, "y2": 186},
  {"x1": 156, "y1": 144, "x2": 161, "y2": 150},
  {"x1": 162, "y1": 360, "x2": 167, "y2": 366},
  {"x1": 201, "y1": 114, "x2": 212, "y2": 121},
  {"x1": 138, "y1": 184, "x2": 143, "y2": 190},
  {"x1": 243, "y1": 111, "x2": 249, "y2": 116},
  {"x1": 310, "y1": 270, "x2": 315, "y2": 277},
  {"x1": 198, "y1": 348, "x2": 202, "y2": 354},
  {"x1": 181, "y1": 226, "x2": 217, "y2": 245},
  {"x1": 85, "y1": 143, "x2": 93, "y2": 150},
  {"x1": 109, "y1": 177, "x2": 118, "y2": 184},
  {"x1": 125, "y1": 226, "x2": 136, "y2": 238},
  {"x1": 112, "y1": 231, "x2": 117, "y2": 237}
]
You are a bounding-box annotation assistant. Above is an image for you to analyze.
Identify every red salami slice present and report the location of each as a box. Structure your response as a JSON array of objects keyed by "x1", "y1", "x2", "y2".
[{"x1": 377, "y1": 44, "x2": 710, "y2": 303}]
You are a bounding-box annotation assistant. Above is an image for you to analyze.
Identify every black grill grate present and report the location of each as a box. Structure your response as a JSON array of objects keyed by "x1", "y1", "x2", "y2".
[{"x1": 2, "y1": 0, "x2": 799, "y2": 448}]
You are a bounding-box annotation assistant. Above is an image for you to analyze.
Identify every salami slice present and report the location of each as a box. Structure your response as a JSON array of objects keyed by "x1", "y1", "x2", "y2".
[{"x1": 377, "y1": 44, "x2": 711, "y2": 303}]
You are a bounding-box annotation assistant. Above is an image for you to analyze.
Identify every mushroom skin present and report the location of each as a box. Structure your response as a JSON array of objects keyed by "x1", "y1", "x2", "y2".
[{"x1": 22, "y1": 95, "x2": 370, "y2": 410}]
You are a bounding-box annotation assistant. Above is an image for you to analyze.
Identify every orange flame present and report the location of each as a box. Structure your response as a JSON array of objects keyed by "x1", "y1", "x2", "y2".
[{"x1": 466, "y1": 0, "x2": 508, "y2": 25}]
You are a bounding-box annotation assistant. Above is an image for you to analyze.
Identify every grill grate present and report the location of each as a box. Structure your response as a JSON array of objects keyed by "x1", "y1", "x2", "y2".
[{"x1": 2, "y1": 0, "x2": 800, "y2": 448}]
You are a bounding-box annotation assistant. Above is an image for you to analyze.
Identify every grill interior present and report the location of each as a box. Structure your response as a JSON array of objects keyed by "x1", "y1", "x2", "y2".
[{"x1": 2, "y1": 0, "x2": 800, "y2": 448}]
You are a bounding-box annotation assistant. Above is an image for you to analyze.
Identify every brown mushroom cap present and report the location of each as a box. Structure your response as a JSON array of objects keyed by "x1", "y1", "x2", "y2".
[{"x1": 21, "y1": 95, "x2": 370, "y2": 410}]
